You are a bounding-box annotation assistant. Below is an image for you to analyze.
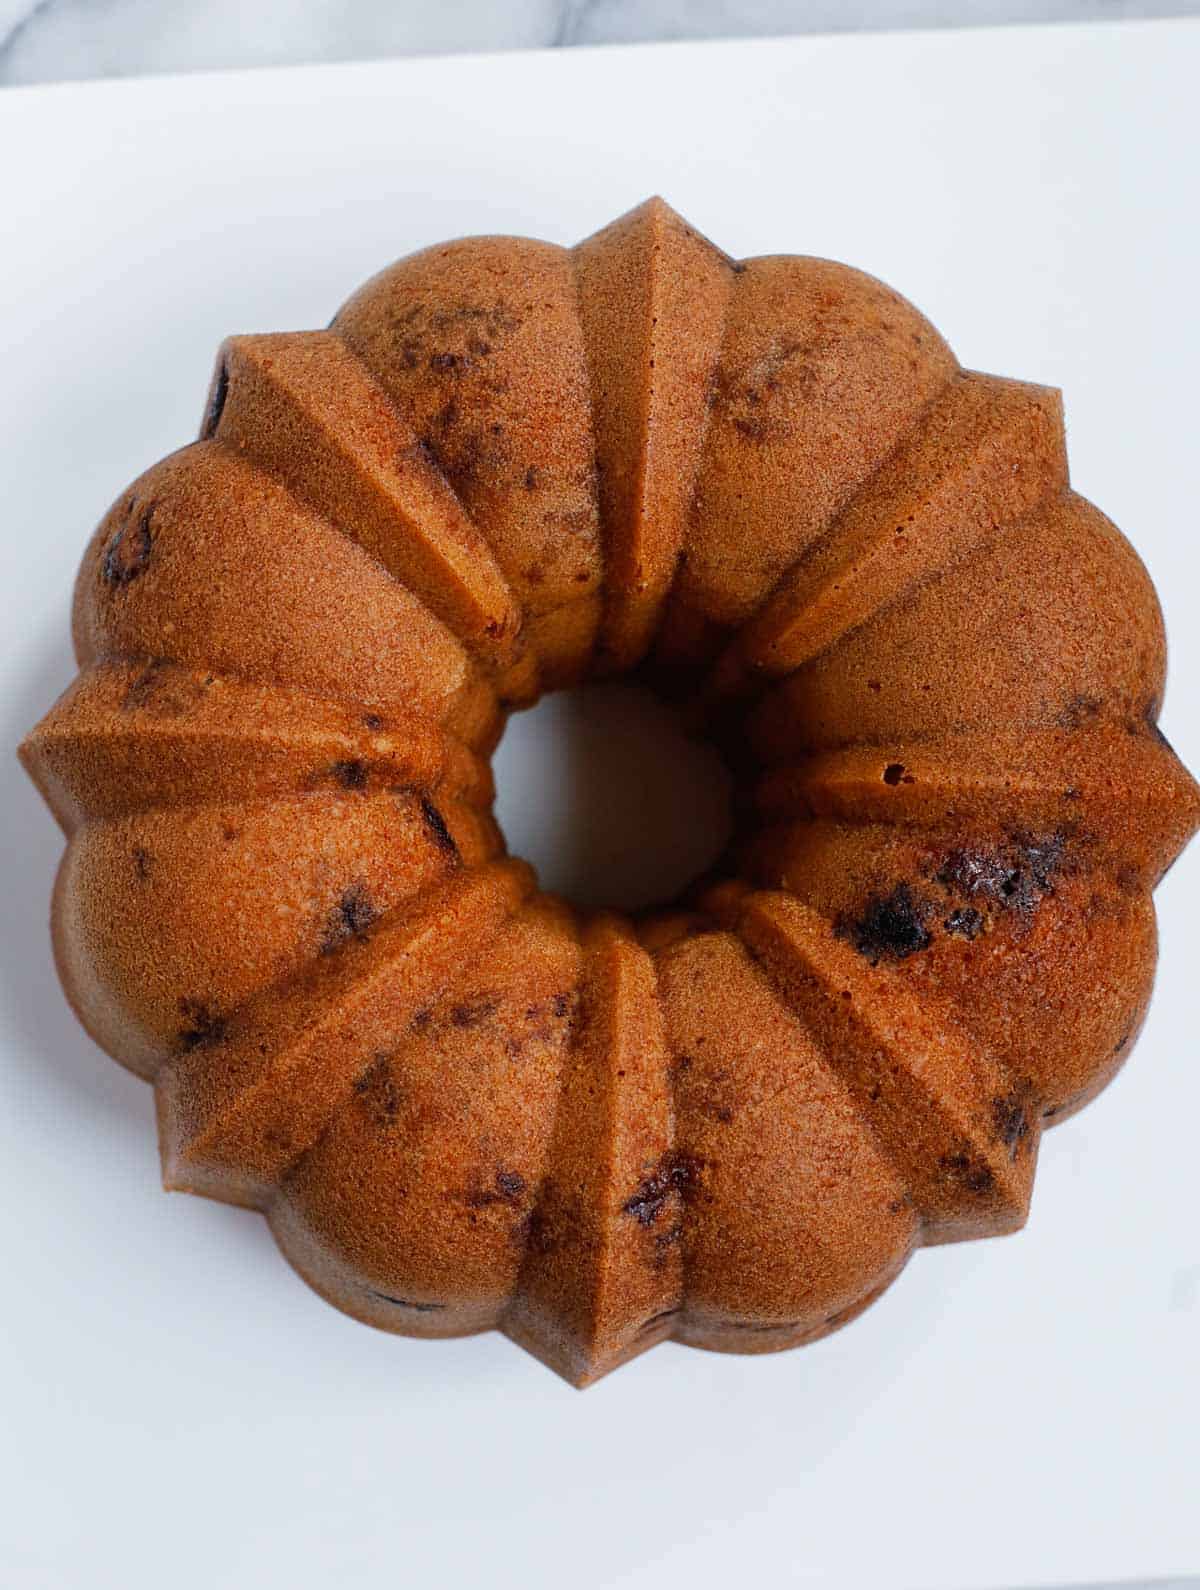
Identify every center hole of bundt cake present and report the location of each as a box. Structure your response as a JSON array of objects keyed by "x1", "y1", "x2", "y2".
[{"x1": 493, "y1": 682, "x2": 734, "y2": 913}]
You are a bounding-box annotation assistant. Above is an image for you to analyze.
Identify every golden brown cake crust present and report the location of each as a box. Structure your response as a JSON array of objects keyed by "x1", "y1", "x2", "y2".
[{"x1": 20, "y1": 199, "x2": 1200, "y2": 1385}]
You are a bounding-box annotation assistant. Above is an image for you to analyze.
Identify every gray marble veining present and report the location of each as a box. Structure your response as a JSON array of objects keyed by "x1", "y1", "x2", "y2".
[{"x1": 1, "y1": 0, "x2": 1198, "y2": 88}]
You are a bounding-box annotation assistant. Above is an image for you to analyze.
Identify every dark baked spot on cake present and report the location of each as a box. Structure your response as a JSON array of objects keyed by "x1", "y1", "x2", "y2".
[
  {"x1": 410, "y1": 1005, "x2": 433, "y2": 1034},
  {"x1": 1115, "y1": 863, "x2": 1141, "y2": 895},
  {"x1": 513, "y1": 1201, "x2": 557, "y2": 1257},
  {"x1": 321, "y1": 883, "x2": 377, "y2": 953},
  {"x1": 991, "y1": 1091, "x2": 1031, "y2": 1156},
  {"x1": 838, "y1": 883, "x2": 932, "y2": 963},
  {"x1": 1113, "y1": 1031, "x2": 1132, "y2": 1056},
  {"x1": 707, "y1": 338, "x2": 810, "y2": 441},
  {"x1": 353, "y1": 1055, "x2": 403, "y2": 1128},
  {"x1": 464, "y1": 1168, "x2": 527, "y2": 1209},
  {"x1": 369, "y1": 1292, "x2": 446, "y2": 1312},
  {"x1": 201, "y1": 358, "x2": 230, "y2": 439},
  {"x1": 450, "y1": 995, "x2": 499, "y2": 1028},
  {"x1": 103, "y1": 505, "x2": 155, "y2": 587},
  {"x1": 391, "y1": 301, "x2": 520, "y2": 385},
  {"x1": 524, "y1": 466, "x2": 538, "y2": 491},
  {"x1": 944, "y1": 906, "x2": 984, "y2": 940},
  {"x1": 882, "y1": 763, "x2": 905, "y2": 786},
  {"x1": 939, "y1": 1151, "x2": 995, "y2": 1195},
  {"x1": 120, "y1": 659, "x2": 207, "y2": 718},
  {"x1": 331, "y1": 758, "x2": 368, "y2": 791},
  {"x1": 419, "y1": 794, "x2": 459, "y2": 859},
  {"x1": 403, "y1": 436, "x2": 438, "y2": 470},
  {"x1": 178, "y1": 998, "x2": 227, "y2": 1051},
  {"x1": 1056, "y1": 692, "x2": 1103, "y2": 730},
  {"x1": 653, "y1": 1222, "x2": 685, "y2": 1267},
  {"x1": 679, "y1": 1063, "x2": 736, "y2": 1124},
  {"x1": 131, "y1": 846, "x2": 152, "y2": 880},
  {"x1": 362, "y1": 713, "x2": 385, "y2": 731},
  {"x1": 512, "y1": 992, "x2": 576, "y2": 1051},
  {"x1": 622, "y1": 1152, "x2": 702, "y2": 1227},
  {"x1": 936, "y1": 830, "x2": 1067, "y2": 920}
]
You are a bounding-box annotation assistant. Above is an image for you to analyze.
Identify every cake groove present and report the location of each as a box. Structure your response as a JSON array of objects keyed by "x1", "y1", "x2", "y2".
[
  {"x1": 750, "y1": 723, "x2": 1199, "y2": 880},
  {"x1": 72, "y1": 439, "x2": 487, "y2": 731},
  {"x1": 655, "y1": 915, "x2": 920, "y2": 1350},
  {"x1": 651, "y1": 249, "x2": 960, "y2": 673},
  {"x1": 702, "y1": 884, "x2": 1039, "y2": 1244},
  {"x1": 705, "y1": 372, "x2": 1068, "y2": 703},
  {"x1": 504, "y1": 914, "x2": 680, "y2": 1385},
  {"x1": 744, "y1": 490, "x2": 1169, "y2": 759},
  {"x1": 333, "y1": 234, "x2": 605, "y2": 685},
  {"x1": 202, "y1": 330, "x2": 524, "y2": 671},
  {"x1": 22, "y1": 658, "x2": 495, "y2": 829},
  {"x1": 572, "y1": 197, "x2": 736, "y2": 673},
  {"x1": 158, "y1": 859, "x2": 535, "y2": 1208},
  {"x1": 269, "y1": 890, "x2": 578, "y2": 1338}
]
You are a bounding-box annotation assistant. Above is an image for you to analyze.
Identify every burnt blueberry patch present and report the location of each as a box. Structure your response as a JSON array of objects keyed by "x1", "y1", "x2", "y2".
[
  {"x1": 353, "y1": 1055, "x2": 403, "y2": 1128},
  {"x1": 450, "y1": 995, "x2": 499, "y2": 1029},
  {"x1": 178, "y1": 998, "x2": 227, "y2": 1051},
  {"x1": 944, "y1": 907, "x2": 984, "y2": 940},
  {"x1": 331, "y1": 759, "x2": 368, "y2": 791},
  {"x1": 419, "y1": 794, "x2": 459, "y2": 859},
  {"x1": 622, "y1": 1153, "x2": 701, "y2": 1227},
  {"x1": 102, "y1": 506, "x2": 154, "y2": 587},
  {"x1": 939, "y1": 1151, "x2": 995, "y2": 1196},
  {"x1": 1055, "y1": 693, "x2": 1103, "y2": 730},
  {"x1": 465, "y1": 1168, "x2": 528, "y2": 1209},
  {"x1": 838, "y1": 883, "x2": 932, "y2": 964},
  {"x1": 321, "y1": 883, "x2": 377, "y2": 954},
  {"x1": 653, "y1": 1222, "x2": 685, "y2": 1268},
  {"x1": 937, "y1": 831, "x2": 1067, "y2": 919},
  {"x1": 991, "y1": 1091, "x2": 1031, "y2": 1155}
]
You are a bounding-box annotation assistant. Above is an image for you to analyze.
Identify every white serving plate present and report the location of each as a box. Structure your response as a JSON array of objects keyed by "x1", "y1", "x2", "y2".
[{"x1": 1, "y1": 20, "x2": 1198, "y2": 1590}]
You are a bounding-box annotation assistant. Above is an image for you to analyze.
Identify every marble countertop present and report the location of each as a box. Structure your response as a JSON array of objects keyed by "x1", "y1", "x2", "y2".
[{"x1": 2, "y1": 0, "x2": 1198, "y2": 87}]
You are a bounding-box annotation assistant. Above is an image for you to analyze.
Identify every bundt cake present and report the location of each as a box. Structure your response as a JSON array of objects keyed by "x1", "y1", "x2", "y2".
[{"x1": 20, "y1": 198, "x2": 1200, "y2": 1386}]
